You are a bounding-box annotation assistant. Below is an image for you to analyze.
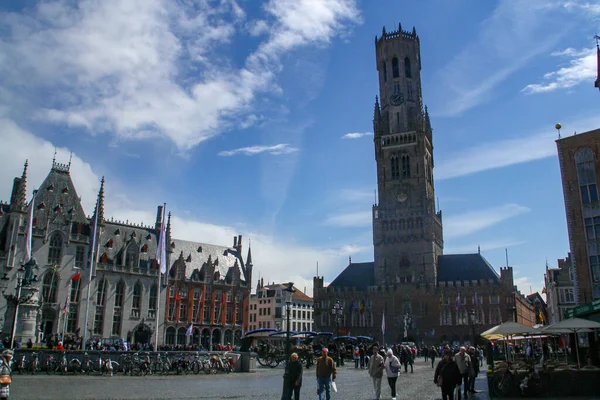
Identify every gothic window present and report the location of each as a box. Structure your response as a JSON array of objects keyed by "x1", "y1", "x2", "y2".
[
  {"x1": 407, "y1": 108, "x2": 416, "y2": 131},
  {"x1": 392, "y1": 57, "x2": 399, "y2": 78},
  {"x1": 406, "y1": 82, "x2": 413, "y2": 101},
  {"x1": 393, "y1": 83, "x2": 400, "y2": 95},
  {"x1": 75, "y1": 246, "x2": 85, "y2": 268},
  {"x1": 404, "y1": 57, "x2": 412, "y2": 78},
  {"x1": 48, "y1": 232, "x2": 63, "y2": 266},
  {"x1": 93, "y1": 278, "x2": 107, "y2": 335},
  {"x1": 166, "y1": 327, "x2": 176, "y2": 345},
  {"x1": 42, "y1": 271, "x2": 58, "y2": 303},
  {"x1": 203, "y1": 305, "x2": 210, "y2": 322},
  {"x1": 180, "y1": 302, "x2": 188, "y2": 321},
  {"x1": 576, "y1": 148, "x2": 598, "y2": 203},
  {"x1": 132, "y1": 282, "x2": 142, "y2": 317},
  {"x1": 147, "y1": 284, "x2": 157, "y2": 319},
  {"x1": 391, "y1": 156, "x2": 400, "y2": 179},
  {"x1": 382, "y1": 61, "x2": 387, "y2": 82},
  {"x1": 490, "y1": 308, "x2": 502, "y2": 324},
  {"x1": 112, "y1": 280, "x2": 124, "y2": 336},
  {"x1": 125, "y1": 244, "x2": 138, "y2": 268},
  {"x1": 177, "y1": 264, "x2": 185, "y2": 280},
  {"x1": 401, "y1": 155, "x2": 411, "y2": 178}
]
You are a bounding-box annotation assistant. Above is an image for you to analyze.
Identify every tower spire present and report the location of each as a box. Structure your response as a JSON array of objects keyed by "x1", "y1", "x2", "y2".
[
  {"x1": 246, "y1": 244, "x2": 253, "y2": 267},
  {"x1": 166, "y1": 211, "x2": 172, "y2": 252},
  {"x1": 97, "y1": 176, "x2": 105, "y2": 224},
  {"x1": 18, "y1": 160, "x2": 28, "y2": 208}
]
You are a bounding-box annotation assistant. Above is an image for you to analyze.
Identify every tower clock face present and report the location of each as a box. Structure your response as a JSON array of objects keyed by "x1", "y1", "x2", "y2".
[
  {"x1": 389, "y1": 93, "x2": 404, "y2": 106},
  {"x1": 395, "y1": 192, "x2": 408, "y2": 203}
]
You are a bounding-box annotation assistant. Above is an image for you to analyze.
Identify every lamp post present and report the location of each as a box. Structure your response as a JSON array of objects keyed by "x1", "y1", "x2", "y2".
[
  {"x1": 331, "y1": 300, "x2": 343, "y2": 367},
  {"x1": 281, "y1": 282, "x2": 296, "y2": 400}
]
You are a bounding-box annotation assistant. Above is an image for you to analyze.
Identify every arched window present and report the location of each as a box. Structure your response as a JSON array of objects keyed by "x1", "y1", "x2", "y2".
[
  {"x1": 392, "y1": 57, "x2": 399, "y2": 78},
  {"x1": 576, "y1": 148, "x2": 598, "y2": 204},
  {"x1": 48, "y1": 232, "x2": 63, "y2": 265},
  {"x1": 149, "y1": 284, "x2": 157, "y2": 318},
  {"x1": 112, "y1": 280, "x2": 125, "y2": 336},
  {"x1": 42, "y1": 271, "x2": 58, "y2": 303},
  {"x1": 125, "y1": 244, "x2": 138, "y2": 268},
  {"x1": 401, "y1": 155, "x2": 411, "y2": 178},
  {"x1": 391, "y1": 156, "x2": 400, "y2": 179},
  {"x1": 407, "y1": 108, "x2": 416, "y2": 130},
  {"x1": 404, "y1": 57, "x2": 412, "y2": 78},
  {"x1": 177, "y1": 327, "x2": 187, "y2": 345},
  {"x1": 132, "y1": 282, "x2": 142, "y2": 318},
  {"x1": 66, "y1": 278, "x2": 81, "y2": 333},
  {"x1": 382, "y1": 61, "x2": 387, "y2": 82},
  {"x1": 94, "y1": 278, "x2": 107, "y2": 335},
  {"x1": 166, "y1": 327, "x2": 176, "y2": 345}
]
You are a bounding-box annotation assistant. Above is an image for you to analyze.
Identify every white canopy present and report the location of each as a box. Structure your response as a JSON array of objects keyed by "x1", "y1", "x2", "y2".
[
  {"x1": 540, "y1": 317, "x2": 600, "y2": 333},
  {"x1": 480, "y1": 321, "x2": 537, "y2": 340}
]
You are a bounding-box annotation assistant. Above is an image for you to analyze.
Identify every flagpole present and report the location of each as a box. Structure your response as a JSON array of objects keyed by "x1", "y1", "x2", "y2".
[
  {"x1": 155, "y1": 204, "x2": 166, "y2": 350},
  {"x1": 83, "y1": 197, "x2": 99, "y2": 349},
  {"x1": 62, "y1": 279, "x2": 72, "y2": 339}
]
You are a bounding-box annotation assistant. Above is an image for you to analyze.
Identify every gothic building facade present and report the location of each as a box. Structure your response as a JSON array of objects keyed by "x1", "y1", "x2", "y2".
[
  {"x1": 313, "y1": 24, "x2": 535, "y2": 345},
  {"x1": 0, "y1": 159, "x2": 252, "y2": 346}
]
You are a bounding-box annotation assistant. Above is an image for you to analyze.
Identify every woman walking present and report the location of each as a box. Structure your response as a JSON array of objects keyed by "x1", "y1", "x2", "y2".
[
  {"x1": 384, "y1": 349, "x2": 401, "y2": 400},
  {"x1": 0, "y1": 350, "x2": 13, "y2": 399},
  {"x1": 286, "y1": 353, "x2": 303, "y2": 400}
]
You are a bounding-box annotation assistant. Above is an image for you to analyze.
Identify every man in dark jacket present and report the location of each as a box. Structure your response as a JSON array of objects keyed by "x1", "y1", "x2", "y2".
[
  {"x1": 430, "y1": 346, "x2": 438, "y2": 368},
  {"x1": 286, "y1": 352, "x2": 303, "y2": 400},
  {"x1": 434, "y1": 349, "x2": 461, "y2": 400}
]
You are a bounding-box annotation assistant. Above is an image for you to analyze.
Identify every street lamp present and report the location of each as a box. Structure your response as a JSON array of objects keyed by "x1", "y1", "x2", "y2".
[
  {"x1": 280, "y1": 282, "x2": 296, "y2": 400},
  {"x1": 331, "y1": 300, "x2": 343, "y2": 366}
]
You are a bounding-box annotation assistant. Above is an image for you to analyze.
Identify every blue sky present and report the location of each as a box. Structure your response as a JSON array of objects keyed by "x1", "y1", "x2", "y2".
[{"x1": 0, "y1": 0, "x2": 599, "y2": 296}]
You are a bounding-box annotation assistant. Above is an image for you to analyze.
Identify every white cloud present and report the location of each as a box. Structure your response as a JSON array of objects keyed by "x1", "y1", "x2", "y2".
[
  {"x1": 0, "y1": 120, "x2": 362, "y2": 296},
  {"x1": 444, "y1": 204, "x2": 531, "y2": 239},
  {"x1": 218, "y1": 143, "x2": 298, "y2": 156},
  {"x1": 0, "y1": 0, "x2": 361, "y2": 151},
  {"x1": 341, "y1": 132, "x2": 372, "y2": 139},
  {"x1": 431, "y1": 0, "x2": 571, "y2": 116},
  {"x1": 323, "y1": 211, "x2": 372, "y2": 227},
  {"x1": 522, "y1": 47, "x2": 597, "y2": 94},
  {"x1": 445, "y1": 239, "x2": 526, "y2": 254}
]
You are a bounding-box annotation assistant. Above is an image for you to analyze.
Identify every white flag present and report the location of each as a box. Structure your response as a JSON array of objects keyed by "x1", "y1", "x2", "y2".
[
  {"x1": 381, "y1": 313, "x2": 385, "y2": 335},
  {"x1": 156, "y1": 208, "x2": 167, "y2": 274},
  {"x1": 22, "y1": 191, "x2": 36, "y2": 264},
  {"x1": 185, "y1": 323, "x2": 193, "y2": 336}
]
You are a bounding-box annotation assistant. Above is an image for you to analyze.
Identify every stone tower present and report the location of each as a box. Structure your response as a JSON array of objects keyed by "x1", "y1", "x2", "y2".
[{"x1": 372, "y1": 24, "x2": 443, "y2": 286}]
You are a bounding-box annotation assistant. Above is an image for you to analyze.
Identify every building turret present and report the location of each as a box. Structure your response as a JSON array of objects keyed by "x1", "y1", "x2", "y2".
[
  {"x1": 155, "y1": 205, "x2": 164, "y2": 230},
  {"x1": 10, "y1": 160, "x2": 28, "y2": 212},
  {"x1": 97, "y1": 176, "x2": 105, "y2": 224}
]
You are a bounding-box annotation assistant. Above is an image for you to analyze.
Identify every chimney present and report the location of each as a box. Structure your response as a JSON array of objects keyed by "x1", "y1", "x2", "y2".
[{"x1": 237, "y1": 235, "x2": 242, "y2": 252}]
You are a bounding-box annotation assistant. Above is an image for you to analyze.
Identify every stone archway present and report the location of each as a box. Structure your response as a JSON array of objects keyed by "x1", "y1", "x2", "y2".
[
  {"x1": 234, "y1": 330, "x2": 242, "y2": 346},
  {"x1": 201, "y1": 328, "x2": 210, "y2": 349},
  {"x1": 40, "y1": 307, "x2": 57, "y2": 344},
  {"x1": 212, "y1": 329, "x2": 221, "y2": 349},
  {"x1": 192, "y1": 328, "x2": 200, "y2": 346},
  {"x1": 132, "y1": 319, "x2": 153, "y2": 345},
  {"x1": 224, "y1": 329, "x2": 233, "y2": 346}
]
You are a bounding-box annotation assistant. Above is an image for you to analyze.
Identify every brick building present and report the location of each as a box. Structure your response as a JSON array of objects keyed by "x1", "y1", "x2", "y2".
[
  {"x1": 313, "y1": 24, "x2": 534, "y2": 346},
  {"x1": 556, "y1": 128, "x2": 600, "y2": 304}
]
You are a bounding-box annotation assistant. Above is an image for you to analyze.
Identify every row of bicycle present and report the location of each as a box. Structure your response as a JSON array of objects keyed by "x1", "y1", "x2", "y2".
[{"x1": 12, "y1": 351, "x2": 236, "y2": 376}]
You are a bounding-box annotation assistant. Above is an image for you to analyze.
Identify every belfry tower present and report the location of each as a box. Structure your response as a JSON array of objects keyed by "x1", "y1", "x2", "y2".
[{"x1": 372, "y1": 25, "x2": 443, "y2": 286}]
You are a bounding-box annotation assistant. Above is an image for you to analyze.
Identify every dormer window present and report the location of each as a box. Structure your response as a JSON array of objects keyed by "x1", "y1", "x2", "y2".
[
  {"x1": 38, "y1": 202, "x2": 45, "y2": 210},
  {"x1": 146, "y1": 234, "x2": 152, "y2": 241},
  {"x1": 62, "y1": 187, "x2": 69, "y2": 194},
  {"x1": 48, "y1": 184, "x2": 54, "y2": 192},
  {"x1": 54, "y1": 205, "x2": 61, "y2": 213},
  {"x1": 106, "y1": 239, "x2": 114, "y2": 249},
  {"x1": 141, "y1": 244, "x2": 148, "y2": 254},
  {"x1": 114, "y1": 229, "x2": 120, "y2": 236}
]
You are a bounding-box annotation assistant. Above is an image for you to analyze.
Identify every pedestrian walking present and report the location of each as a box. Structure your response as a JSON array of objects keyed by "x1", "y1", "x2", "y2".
[
  {"x1": 286, "y1": 353, "x2": 303, "y2": 400},
  {"x1": 467, "y1": 347, "x2": 479, "y2": 394},
  {"x1": 430, "y1": 346, "x2": 438, "y2": 368},
  {"x1": 0, "y1": 350, "x2": 13, "y2": 399},
  {"x1": 367, "y1": 345, "x2": 384, "y2": 400},
  {"x1": 316, "y1": 348, "x2": 336, "y2": 400},
  {"x1": 454, "y1": 346, "x2": 471, "y2": 399},
  {"x1": 359, "y1": 345, "x2": 366, "y2": 369},
  {"x1": 353, "y1": 346, "x2": 359, "y2": 368},
  {"x1": 384, "y1": 349, "x2": 401, "y2": 400},
  {"x1": 434, "y1": 349, "x2": 461, "y2": 400}
]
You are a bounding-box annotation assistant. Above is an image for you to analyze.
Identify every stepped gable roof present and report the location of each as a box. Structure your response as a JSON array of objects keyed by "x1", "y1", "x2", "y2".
[
  {"x1": 98, "y1": 220, "x2": 158, "y2": 268},
  {"x1": 437, "y1": 253, "x2": 500, "y2": 283},
  {"x1": 170, "y1": 239, "x2": 245, "y2": 282},
  {"x1": 328, "y1": 262, "x2": 375, "y2": 291},
  {"x1": 33, "y1": 164, "x2": 88, "y2": 227}
]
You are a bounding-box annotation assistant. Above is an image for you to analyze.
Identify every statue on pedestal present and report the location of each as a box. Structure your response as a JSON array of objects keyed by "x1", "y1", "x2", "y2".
[{"x1": 21, "y1": 257, "x2": 39, "y2": 287}]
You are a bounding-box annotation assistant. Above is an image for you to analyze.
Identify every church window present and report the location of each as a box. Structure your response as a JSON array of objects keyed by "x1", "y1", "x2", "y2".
[
  {"x1": 406, "y1": 82, "x2": 413, "y2": 101},
  {"x1": 382, "y1": 61, "x2": 387, "y2": 82},
  {"x1": 576, "y1": 148, "x2": 598, "y2": 203},
  {"x1": 125, "y1": 244, "x2": 138, "y2": 268},
  {"x1": 391, "y1": 156, "x2": 400, "y2": 179},
  {"x1": 149, "y1": 284, "x2": 157, "y2": 318},
  {"x1": 401, "y1": 155, "x2": 411, "y2": 178},
  {"x1": 93, "y1": 277, "x2": 107, "y2": 335},
  {"x1": 48, "y1": 232, "x2": 63, "y2": 266},
  {"x1": 132, "y1": 282, "x2": 142, "y2": 318},
  {"x1": 392, "y1": 57, "x2": 399, "y2": 78},
  {"x1": 404, "y1": 57, "x2": 412, "y2": 78},
  {"x1": 42, "y1": 271, "x2": 58, "y2": 303},
  {"x1": 112, "y1": 280, "x2": 124, "y2": 336}
]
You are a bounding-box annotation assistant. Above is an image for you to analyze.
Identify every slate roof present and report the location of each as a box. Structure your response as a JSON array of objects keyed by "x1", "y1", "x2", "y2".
[
  {"x1": 329, "y1": 262, "x2": 375, "y2": 291},
  {"x1": 98, "y1": 221, "x2": 159, "y2": 270},
  {"x1": 169, "y1": 239, "x2": 246, "y2": 283},
  {"x1": 437, "y1": 253, "x2": 500, "y2": 283}
]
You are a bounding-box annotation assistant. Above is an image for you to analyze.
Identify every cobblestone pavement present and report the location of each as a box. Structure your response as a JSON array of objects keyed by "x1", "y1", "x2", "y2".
[{"x1": 9, "y1": 359, "x2": 596, "y2": 400}]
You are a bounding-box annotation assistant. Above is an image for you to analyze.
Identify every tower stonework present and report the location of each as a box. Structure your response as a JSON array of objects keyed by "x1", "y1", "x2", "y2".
[{"x1": 372, "y1": 25, "x2": 443, "y2": 286}]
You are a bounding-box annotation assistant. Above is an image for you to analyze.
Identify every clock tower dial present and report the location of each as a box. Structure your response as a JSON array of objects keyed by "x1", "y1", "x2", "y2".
[{"x1": 372, "y1": 25, "x2": 443, "y2": 286}]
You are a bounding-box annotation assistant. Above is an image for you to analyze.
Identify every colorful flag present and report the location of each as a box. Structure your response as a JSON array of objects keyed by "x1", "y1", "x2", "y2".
[
  {"x1": 71, "y1": 272, "x2": 81, "y2": 281},
  {"x1": 348, "y1": 300, "x2": 354, "y2": 313},
  {"x1": 175, "y1": 291, "x2": 180, "y2": 301},
  {"x1": 62, "y1": 293, "x2": 69, "y2": 314},
  {"x1": 156, "y1": 209, "x2": 167, "y2": 274},
  {"x1": 22, "y1": 191, "x2": 37, "y2": 264},
  {"x1": 539, "y1": 311, "x2": 545, "y2": 324},
  {"x1": 359, "y1": 301, "x2": 365, "y2": 314},
  {"x1": 185, "y1": 323, "x2": 193, "y2": 336},
  {"x1": 381, "y1": 313, "x2": 385, "y2": 335},
  {"x1": 455, "y1": 294, "x2": 460, "y2": 311}
]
